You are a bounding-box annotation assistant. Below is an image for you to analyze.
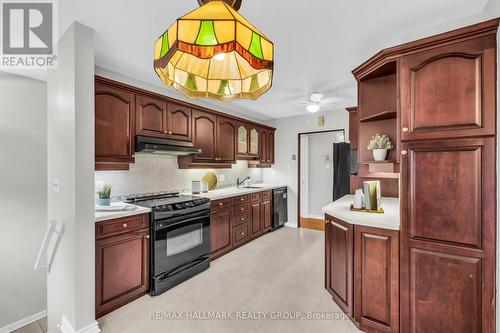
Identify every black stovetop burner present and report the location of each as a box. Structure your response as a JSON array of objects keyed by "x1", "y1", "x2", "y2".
[{"x1": 123, "y1": 191, "x2": 209, "y2": 211}]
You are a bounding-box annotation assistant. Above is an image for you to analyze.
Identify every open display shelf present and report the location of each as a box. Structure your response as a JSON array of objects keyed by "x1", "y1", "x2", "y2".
[{"x1": 357, "y1": 60, "x2": 399, "y2": 167}]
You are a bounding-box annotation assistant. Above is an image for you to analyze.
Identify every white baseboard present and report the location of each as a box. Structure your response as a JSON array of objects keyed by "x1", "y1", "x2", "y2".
[
  {"x1": 305, "y1": 214, "x2": 324, "y2": 220},
  {"x1": 59, "y1": 316, "x2": 100, "y2": 333},
  {"x1": 284, "y1": 222, "x2": 297, "y2": 228},
  {"x1": 0, "y1": 310, "x2": 46, "y2": 333}
]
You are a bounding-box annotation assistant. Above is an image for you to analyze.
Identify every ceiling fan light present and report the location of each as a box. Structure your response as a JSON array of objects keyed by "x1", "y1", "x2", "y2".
[
  {"x1": 310, "y1": 93, "x2": 324, "y2": 103},
  {"x1": 307, "y1": 104, "x2": 320, "y2": 113}
]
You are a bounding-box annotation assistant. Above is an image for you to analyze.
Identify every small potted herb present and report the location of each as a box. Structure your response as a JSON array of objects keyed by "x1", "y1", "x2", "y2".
[
  {"x1": 96, "y1": 184, "x2": 112, "y2": 206},
  {"x1": 367, "y1": 133, "x2": 394, "y2": 161}
]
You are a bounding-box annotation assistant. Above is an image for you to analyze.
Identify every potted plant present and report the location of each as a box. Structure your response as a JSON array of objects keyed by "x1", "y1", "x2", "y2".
[
  {"x1": 367, "y1": 133, "x2": 394, "y2": 161},
  {"x1": 96, "y1": 184, "x2": 112, "y2": 206}
]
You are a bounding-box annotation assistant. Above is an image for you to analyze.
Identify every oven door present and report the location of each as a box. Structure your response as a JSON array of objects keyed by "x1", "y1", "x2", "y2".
[{"x1": 153, "y1": 209, "x2": 210, "y2": 278}]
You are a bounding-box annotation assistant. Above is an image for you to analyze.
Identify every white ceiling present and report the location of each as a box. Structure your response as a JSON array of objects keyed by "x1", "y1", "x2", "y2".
[{"x1": 59, "y1": 0, "x2": 488, "y2": 120}]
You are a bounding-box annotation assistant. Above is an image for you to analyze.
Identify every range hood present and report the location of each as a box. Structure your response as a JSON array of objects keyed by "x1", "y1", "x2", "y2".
[{"x1": 135, "y1": 136, "x2": 201, "y2": 156}]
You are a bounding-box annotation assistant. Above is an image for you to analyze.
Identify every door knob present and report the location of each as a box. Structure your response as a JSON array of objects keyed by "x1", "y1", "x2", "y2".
[{"x1": 402, "y1": 127, "x2": 409, "y2": 132}]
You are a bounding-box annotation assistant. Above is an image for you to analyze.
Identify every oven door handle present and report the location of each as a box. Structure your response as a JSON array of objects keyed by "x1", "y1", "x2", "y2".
[
  {"x1": 155, "y1": 214, "x2": 210, "y2": 231},
  {"x1": 157, "y1": 255, "x2": 210, "y2": 281}
]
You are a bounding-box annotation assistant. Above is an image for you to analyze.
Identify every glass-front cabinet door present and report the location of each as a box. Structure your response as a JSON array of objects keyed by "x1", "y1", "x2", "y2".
[
  {"x1": 238, "y1": 125, "x2": 248, "y2": 155},
  {"x1": 250, "y1": 128, "x2": 259, "y2": 155}
]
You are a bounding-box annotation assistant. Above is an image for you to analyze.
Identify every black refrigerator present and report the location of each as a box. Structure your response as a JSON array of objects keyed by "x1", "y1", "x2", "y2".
[{"x1": 332, "y1": 142, "x2": 351, "y2": 201}]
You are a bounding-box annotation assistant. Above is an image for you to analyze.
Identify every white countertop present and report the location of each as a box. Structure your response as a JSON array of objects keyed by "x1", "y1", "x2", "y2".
[
  {"x1": 190, "y1": 183, "x2": 287, "y2": 200},
  {"x1": 95, "y1": 203, "x2": 151, "y2": 223},
  {"x1": 322, "y1": 195, "x2": 400, "y2": 230}
]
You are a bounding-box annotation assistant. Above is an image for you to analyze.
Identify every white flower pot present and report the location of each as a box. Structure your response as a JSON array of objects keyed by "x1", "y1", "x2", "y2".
[{"x1": 373, "y1": 149, "x2": 387, "y2": 161}]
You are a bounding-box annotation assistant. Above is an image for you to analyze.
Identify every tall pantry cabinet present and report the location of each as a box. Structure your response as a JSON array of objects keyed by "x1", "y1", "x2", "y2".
[
  {"x1": 398, "y1": 20, "x2": 498, "y2": 332},
  {"x1": 349, "y1": 18, "x2": 498, "y2": 333}
]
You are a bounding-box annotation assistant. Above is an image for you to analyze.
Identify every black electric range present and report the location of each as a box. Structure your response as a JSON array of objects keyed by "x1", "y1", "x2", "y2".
[{"x1": 124, "y1": 192, "x2": 211, "y2": 296}]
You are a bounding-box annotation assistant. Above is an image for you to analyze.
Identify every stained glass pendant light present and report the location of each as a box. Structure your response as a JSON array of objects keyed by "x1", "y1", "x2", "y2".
[{"x1": 154, "y1": 0, "x2": 274, "y2": 103}]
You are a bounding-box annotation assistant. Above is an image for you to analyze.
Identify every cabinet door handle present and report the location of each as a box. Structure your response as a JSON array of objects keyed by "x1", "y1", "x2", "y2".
[
  {"x1": 164, "y1": 130, "x2": 168, "y2": 134},
  {"x1": 241, "y1": 217, "x2": 245, "y2": 221},
  {"x1": 219, "y1": 202, "x2": 223, "y2": 206},
  {"x1": 240, "y1": 207, "x2": 245, "y2": 211},
  {"x1": 122, "y1": 223, "x2": 128, "y2": 228},
  {"x1": 241, "y1": 232, "x2": 245, "y2": 236},
  {"x1": 402, "y1": 127, "x2": 409, "y2": 132},
  {"x1": 168, "y1": 131, "x2": 173, "y2": 135},
  {"x1": 401, "y1": 149, "x2": 408, "y2": 155},
  {"x1": 146, "y1": 235, "x2": 150, "y2": 239}
]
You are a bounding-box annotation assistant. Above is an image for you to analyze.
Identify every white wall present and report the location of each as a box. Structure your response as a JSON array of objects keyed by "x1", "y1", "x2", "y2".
[
  {"x1": 96, "y1": 157, "x2": 263, "y2": 196},
  {"x1": 0, "y1": 72, "x2": 47, "y2": 329},
  {"x1": 262, "y1": 109, "x2": 349, "y2": 227},
  {"x1": 47, "y1": 22, "x2": 98, "y2": 332},
  {"x1": 307, "y1": 131, "x2": 344, "y2": 218}
]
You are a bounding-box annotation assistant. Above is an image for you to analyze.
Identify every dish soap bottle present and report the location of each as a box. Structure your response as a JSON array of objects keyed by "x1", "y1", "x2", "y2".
[{"x1": 353, "y1": 189, "x2": 365, "y2": 209}]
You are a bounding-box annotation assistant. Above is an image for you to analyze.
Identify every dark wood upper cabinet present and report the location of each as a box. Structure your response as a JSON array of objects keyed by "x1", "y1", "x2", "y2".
[
  {"x1": 260, "y1": 128, "x2": 268, "y2": 164},
  {"x1": 95, "y1": 82, "x2": 135, "y2": 170},
  {"x1": 268, "y1": 130, "x2": 275, "y2": 164},
  {"x1": 167, "y1": 104, "x2": 192, "y2": 141},
  {"x1": 95, "y1": 214, "x2": 149, "y2": 318},
  {"x1": 94, "y1": 76, "x2": 274, "y2": 170},
  {"x1": 135, "y1": 94, "x2": 168, "y2": 138},
  {"x1": 400, "y1": 137, "x2": 496, "y2": 333},
  {"x1": 346, "y1": 107, "x2": 358, "y2": 149},
  {"x1": 191, "y1": 110, "x2": 217, "y2": 162},
  {"x1": 216, "y1": 116, "x2": 237, "y2": 163},
  {"x1": 400, "y1": 35, "x2": 496, "y2": 141},
  {"x1": 354, "y1": 225, "x2": 399, "y2": 333},
  {"x1": 325, "y1": 215, "x2": 353, "y2": 318}
]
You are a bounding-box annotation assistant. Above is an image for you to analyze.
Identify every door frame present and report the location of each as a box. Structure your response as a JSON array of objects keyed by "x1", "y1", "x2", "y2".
[{"x1": 297, "y1": 129, "x2": 345, "y2": 228}]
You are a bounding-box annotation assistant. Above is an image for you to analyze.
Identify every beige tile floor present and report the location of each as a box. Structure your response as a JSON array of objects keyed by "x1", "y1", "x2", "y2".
[
  {"x1": 13, "y1": 227, "x2": 362, "y2": 333},
  {"x1": 97, "y1": 227, "x2": 362, "y2": 333}
]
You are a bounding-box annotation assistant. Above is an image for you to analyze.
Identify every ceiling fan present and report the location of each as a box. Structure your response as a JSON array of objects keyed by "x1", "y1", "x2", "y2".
[{"x1": 301, "y1": 93, "x2": 344, "y2": 113}]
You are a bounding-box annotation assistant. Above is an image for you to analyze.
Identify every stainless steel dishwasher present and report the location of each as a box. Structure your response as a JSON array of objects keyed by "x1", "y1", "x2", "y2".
[{"x1": 272, "y1": 187, "x2": 288, "y2": 230}]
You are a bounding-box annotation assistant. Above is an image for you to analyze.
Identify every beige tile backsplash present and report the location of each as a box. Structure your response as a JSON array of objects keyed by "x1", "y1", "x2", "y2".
[{"x1": 95, "y1": 153, "x2": 263, "y2": 197}]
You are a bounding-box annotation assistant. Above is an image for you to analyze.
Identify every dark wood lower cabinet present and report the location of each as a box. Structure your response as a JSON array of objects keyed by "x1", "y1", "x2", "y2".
[
  {"x1": 325, "y1": 215, "x2": 399, "y2": 332},
  {"x1": 325, "y1": 215, "x2": 354, "y2": 318},
  {"x1": 95, "y1": 214, "x2": 150, "y2": 318},
  {"x1": 354, "y1": 225, "x2": 399, "y2": 333},
  {"x1": 400, "y1": 137, "x2": 496, "y2": 333},
  {"x1": 211, "y1": 191, "x2": 273, "y2": 259},
  {"x1": 250, "y1": 201, "x2": 262, "y2": 237},
  {"x1": 210, "y1": 209, "x2": 232, "y2": 259}
]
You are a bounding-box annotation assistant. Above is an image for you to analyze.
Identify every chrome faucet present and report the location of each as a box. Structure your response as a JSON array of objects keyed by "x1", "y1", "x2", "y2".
[{"x1": 237, "y1": 176, "x2": 250, "y2": 188}]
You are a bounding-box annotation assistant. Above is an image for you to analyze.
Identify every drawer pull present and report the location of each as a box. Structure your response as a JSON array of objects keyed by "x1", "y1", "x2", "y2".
[
  {"x1": 146, "y1": 235, "x2": 150, "y2": 239},
  {"x1": 122, "y1": 223, "x2": 128, "y2": 228},
  {"x1": 241, "y1": 232, "x2": 245, "y2": 236},
  {"x1": 219, "y1": 202, "x2": 223, "y2": 206},
  {"x1": 241, "y1": 208, "x2": 245, "y2": 211},
  {"x1": 241, "y1": 217, "x2": 245, "y2": 221},
  {"x1": 402, "y1": 127, "x2": 409, "y2": 132},
  {"x1": 240, "y1": 198, "x2": 244, "y2": 201},
  {"x1": 401, "y1": 149, "x2": 408, "y2": 155}
]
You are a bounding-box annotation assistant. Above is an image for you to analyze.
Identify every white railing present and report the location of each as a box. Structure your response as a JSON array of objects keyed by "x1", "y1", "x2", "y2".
[{"x1": 34, "y1": 220, "x2": 62, "y2": 271}]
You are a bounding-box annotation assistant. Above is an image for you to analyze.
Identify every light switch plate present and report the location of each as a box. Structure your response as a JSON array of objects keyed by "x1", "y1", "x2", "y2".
[{"x1": 219, "y1": 174, "x2": 225, "y2": 182}]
